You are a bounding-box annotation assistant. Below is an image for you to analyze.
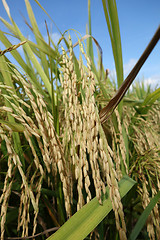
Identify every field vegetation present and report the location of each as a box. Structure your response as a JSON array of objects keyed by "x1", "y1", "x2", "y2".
[{"x1": 0, "y1": 0, "x2": 160, "y2": 239}]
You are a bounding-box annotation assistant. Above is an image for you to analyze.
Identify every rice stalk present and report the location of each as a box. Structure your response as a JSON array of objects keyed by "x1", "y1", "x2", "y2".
[
  {"x1": 32, "y1": 175, "x2": 43, "y2": 236},
  {"x1": 60, "y1": 36, "x2": 106, "y2": 210},
  {"x1": 17, "y1": 184, "x2": 30, "y2": 237},
  {"x1": 0, "y1": 128, "x2": 14, "y2": 240},
  {"x1": 13, "y1": 71, "x2": 72, "y2": 217},
  {"x1": 128, "y1": 106, "x2": 160, "y2": 239},
  {"x1": 60, "y1": 39, "x2": 89, "y2": 210},
  {"x1": 0, "y1": 71, "x2": 70, "y2": 236},
  {"x1": 99, "y1": 127, "x2": 127, "y2": 240},
  {"x1": 0, "y1": 21, "x2": 159, "y2": 238},
  {"x1": 114, "y1": 109, "x2": 128, "y2": 174},
  {"x1": 0, "y1": 124, "x2": 38, "y2": 239},
  {"x1": 59, "y1": 37, "x2": 127, "y2": 239},
  {"x1": 0, "y1": 41, "x2": 27, "y2": 56}
]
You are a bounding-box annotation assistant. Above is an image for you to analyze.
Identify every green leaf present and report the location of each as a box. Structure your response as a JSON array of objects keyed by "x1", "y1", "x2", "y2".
[
  {"x1": 25, "y1": 0, "x2": 50, "y2": 79},
  {"x1": 87, "y1": 0, "x2": 94, "y2": 62},
  {"x1": 129, "y1": 190, "x2": 160, "y2": 240},
  {"x1": 47, "y1": 175, "x2": 136, "y2": 240},
  {"x1": 0, "y1": 119, "x2": 25, "y2": 132},
  {"x1": 101, "y1": 0, "x2": 124, "y2": 117},
  {"x1": 142, "y1": 87, "x2": 160, "y2": 106},
  {"x1": 1, "y1": 0, "x2": 52, "y2": 97},
  {"x1": 101, "y1": 0, "x2": 123, "y2": 88},
  {"x1": 87, "y1": 0, "x2": 108, "y2": 99}
]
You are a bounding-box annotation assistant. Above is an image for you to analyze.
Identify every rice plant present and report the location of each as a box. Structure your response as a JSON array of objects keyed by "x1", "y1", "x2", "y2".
[{"x1": 0, "y1": 0, "x2": 160, "y2": 239}]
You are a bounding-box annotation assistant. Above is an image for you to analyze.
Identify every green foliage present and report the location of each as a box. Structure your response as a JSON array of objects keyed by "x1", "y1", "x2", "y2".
[
  {"x1": 129, "y1": 191, "x2": 160, "y2": 240},
  {"x1": 102, "y1": 0, "x2": 124, "y2": 116},
  {"x1": 48, "y1": 176, "x2": 136, "y2": 240},
  {"x1": 0, "y1": 0, "x2": 160, "y2": 239}
]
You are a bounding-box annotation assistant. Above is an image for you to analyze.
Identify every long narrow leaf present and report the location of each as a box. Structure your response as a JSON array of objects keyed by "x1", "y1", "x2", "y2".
[
  {"x1": 87, "y1": 0, "x2": 108, "y2": 99},
  {"x1": 101, "y1": 0, "x2": 124, "y2": 117},
  {"x1": 0, "y1": 119, "x2": 25, "y2": 132},
  {"x1": 87, "y1": 0, "x2": 94, "y2": 62},
  {"x1": 1, "y1": 0, "x2": 52, "y2": 97},
  {"x1": 129, "y1": 191, "x2": 160, "y2": 240},
  {"x1": 47, "y1": 176, "x2": 136, "y2": 240},
  {"x1": 25, "y1": 0, "x2": 50, "y2": 79},
  {"x1": 142, "y1": 87, "x2": 160, "y2": 106}
]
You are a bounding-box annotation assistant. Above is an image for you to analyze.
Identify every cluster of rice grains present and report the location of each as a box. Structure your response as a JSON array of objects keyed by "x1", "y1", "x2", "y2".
[
  {"x1": 0, "y1": 75, "x2": 69, "y2": 239},
  {"x1": 59, "y1": 36, "x2": 127, "y2": 239},
  {"x1": 0, "y1": 38, "x2": 127, "y2": 239},
  {"x1": 127, "y1": 107, "x2": 160, "y2": 239}
]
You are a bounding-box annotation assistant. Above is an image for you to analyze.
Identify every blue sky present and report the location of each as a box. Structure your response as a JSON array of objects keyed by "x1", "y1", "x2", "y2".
[{"x1": 0, "y1": 0, "x2": 160, "y2": 88}]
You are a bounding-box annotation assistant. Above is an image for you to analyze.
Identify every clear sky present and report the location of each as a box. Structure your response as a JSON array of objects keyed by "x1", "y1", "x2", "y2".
[{"x1": 0, "y1": 0, "x2": 160, "y2": 88}]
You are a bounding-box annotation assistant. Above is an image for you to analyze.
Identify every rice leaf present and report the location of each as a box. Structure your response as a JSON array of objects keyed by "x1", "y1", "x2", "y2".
[
  {"x1": 1, "y1": 0, "x2": 52, "y2": 96},
  {"x1": 129, "y1": 191, "x2": 160, "y2": 240},
  {"x1": 0, "y1": 119, "x2": 25, "y2": 132},
  {"x1": 25, "y1": 0, "x2": 50, "y2": 79},
  {"x1": 47, "y1": 176, "x2": 136, "y2": 240},
  {"x1": 142, "y1": 87, "x2": 160, "y2": 106}
]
